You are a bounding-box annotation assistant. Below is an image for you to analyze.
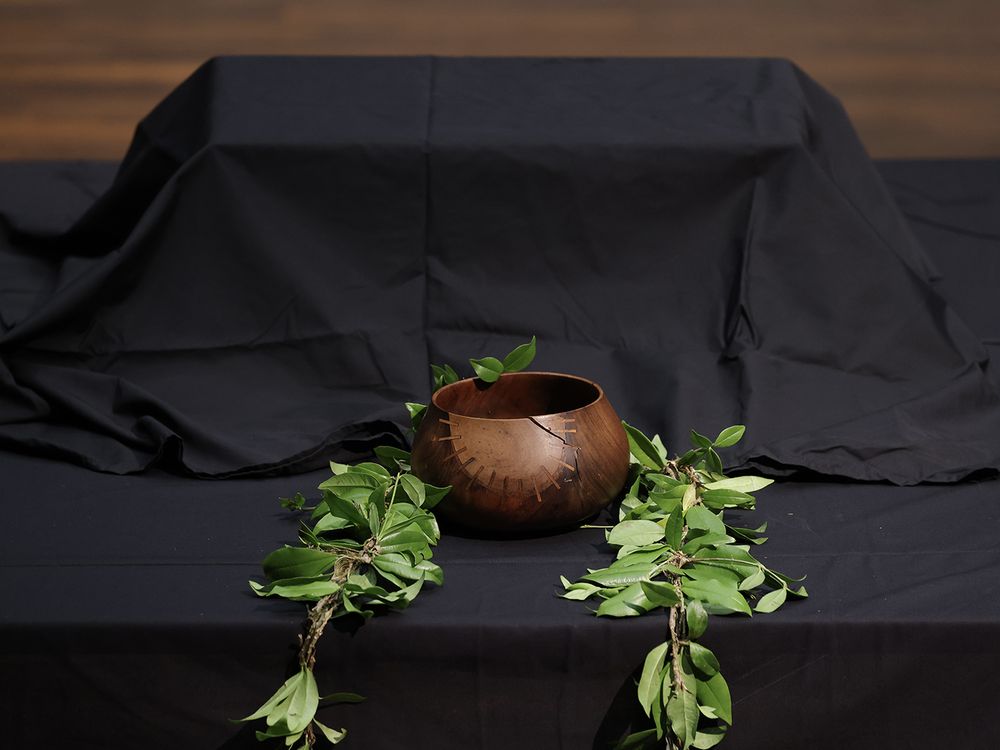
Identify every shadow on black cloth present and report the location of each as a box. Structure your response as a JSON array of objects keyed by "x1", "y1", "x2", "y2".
[
  {"x1": 1, "y1": 57, "x2": 999, "y2": 483},
  {"x1": 590, "y1": 666, "x2": 653, "y2": 750}
]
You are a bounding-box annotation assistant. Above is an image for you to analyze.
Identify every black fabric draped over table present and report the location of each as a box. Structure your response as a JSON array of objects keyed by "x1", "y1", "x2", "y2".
[
  {"x1": 2, "y1": 58, "x2": 1000, "y2": 749},
  {"x1": 2, "y1": 57, "x2": 998, "y2": 483}
]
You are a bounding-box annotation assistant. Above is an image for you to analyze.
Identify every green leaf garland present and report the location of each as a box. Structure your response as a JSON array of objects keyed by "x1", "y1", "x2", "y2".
[
  {"x1": 558, "y1": 423, "x2": 806, "y2": 749},
  {"x1": 237, "y1": 455, "x2": 450, "y2": 748}
]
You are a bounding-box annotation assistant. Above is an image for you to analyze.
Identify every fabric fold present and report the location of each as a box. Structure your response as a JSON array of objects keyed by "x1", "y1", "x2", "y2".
[{"x1": 1, "y1": 56, "x2": 997, "y2": 483}]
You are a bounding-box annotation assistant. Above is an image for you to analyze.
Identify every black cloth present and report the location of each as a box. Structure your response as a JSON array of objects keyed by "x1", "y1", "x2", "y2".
[
  {"x1": 3, "y1": 157, "x2": 1000, "y2": 749},
  {"x1": 2, "y1": 57, "x2": 999, "y2": 483}
]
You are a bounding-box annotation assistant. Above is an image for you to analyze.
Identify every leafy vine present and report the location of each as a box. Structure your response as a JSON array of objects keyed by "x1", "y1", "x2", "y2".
[
  {"x1": 236, "y1": 452, "x2": 449, "y2": 747},
  {"x1": 237, "y1": 337, "x2": 537, "y2": 747},
  {"x1": 560, "y1": 423, "x2": 807, "y2": 749}
]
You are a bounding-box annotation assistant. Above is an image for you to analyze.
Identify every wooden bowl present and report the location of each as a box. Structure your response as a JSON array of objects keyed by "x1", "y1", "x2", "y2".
[{"x1": 410, "y1": 372, "x2": 630, "y2": 532}]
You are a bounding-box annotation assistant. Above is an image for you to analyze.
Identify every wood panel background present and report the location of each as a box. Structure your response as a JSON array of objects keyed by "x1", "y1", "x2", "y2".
[{"x1": 1, "y1": 0, "x2": 998, "y2": 159}]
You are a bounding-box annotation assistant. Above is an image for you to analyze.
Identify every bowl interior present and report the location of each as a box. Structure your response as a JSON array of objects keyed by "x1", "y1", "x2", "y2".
[{"x1": 433, "y1": 372, "x2": 600, "y2": 419}]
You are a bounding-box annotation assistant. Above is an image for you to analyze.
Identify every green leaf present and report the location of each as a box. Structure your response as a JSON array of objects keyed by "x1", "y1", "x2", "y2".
[
  {"x1": 380, "y1": 505, "x2": 422, "y2": 535},
  {"x1": 431, "y1": 363, "x2": 460, "y2": 390},
  {"x1": 373, "y1": 554, "x2": 444, "y2": 586},
  {"x1": 560, "y1": 582, "x2": 601, "y2": 601},
  {"x1": 250, "y1": 576, "x2": 340, "y2": 602},
  {"x1": 608, "y1": 519, "x2": 665, "y2": 547},
  {"x1": 705, "y1": 448, "x2": 724, "y2": 475},
  {"x1": 596, "y1": 581, "x2": 655, "y2": 617},
  {"x1": 262, "y1": 546, "x2": 337, "y2": 581},
  {"x1": 676, "y1": 449, "x2": 700, "y2": 467},
  {"x1": 664, "y1": 509, "x2": 683, "y2": 550},
  {"x1": 284, "y1": 668, "x2": 319, "y2": 733},
  {"x1": 725, "y1": 523, "x2": 768, "y2": 545},
  {"x1": 399, "y1": 474, "x2": 426, "y2": 507},
  {"x1": 647, "y1": 474, "x2": 683, "y2": 490},
  {"x1": 651, "y1": 435, "x2": 669, "y2": 463},
  {"x1": 738, "y1": 568, "x2": 766, "y2": 591},
  {"x1": 690, "y1": 429, "x2": 713, "y2": 449},
  {"x1": 688, "y1": 643, "x2": 720, "y2": 677},
  {"x1": 254, "y1": 723, "x2": 300, "y2": 741},
  {"x1": 374, "y1": 445, "x2": 411, "y2": 470},
  {"x1": 377, "y1": 574, "x2": 426, "y2": 607},
  {"x1": 405, "y1": 402, "x2": 427, "y2": 430},
  {"x1": 692, "y1": 727, "x2": 728, "y2": 749},
  {"x1": 318, "y1": 472, "x2": 383, "y2": 502},
  {"x1": 380, "y1": 503, "x2": 441, "y2": 552},
  {"x1": 682, "y1": 484, "x2": 699, "y2": 514},
  {"x1": 279, "y1": 493, "x2": 307, "y2": 511},
  {"x1": 611, "y1": 548, "x2": 670, "y2": 569},
  {"x1": 312, "y1": 511, "x2": 352, "y2": 536},
  {"x1": 703, "y1": 476, "x2": 773, "y2": 493},
  {"x1": 763, "y1": 566, "x2": 808, "y2": 586},
  {"x1": 314, "y1": 719, "x2": 347, "y2": 745},
  {"x1": 685, "y1": 505, "x2": 726, "y2": 535},
  {"x1": 622, "y1": 421, "x2": 665, "y2": 469},
  {"x1": 686, "y1": 600, "x2": 709, "y2": 639},
  {"x1": 313, "y1": 537, "x2": 362, "y2": 551},
  {"x1": 755, "y1": 587, "x2": 787, "y2": 613},
  {"x1": 237, "y1": 671, "x2": 303, "y2": 722},
  {"x1": 637, "y1": 642, "x2": 669, "y2": 717},
  {"x1": 319, "y1": 692, "x2": 365, "y2": 705},
  {"x1": 640, "y1": 580, "x2": 680, "y2": 608},
  {"x1": 684, "y1": 563, "x2": 742, "y2": 586},
  {"x1": 328, "y1": 461, "x2": 351, "y2": 475},
  {"x1": 701, "y1": 489, "x2": 755, "y2": 510},
  {"x1": 696, "y1": 672, "x2": 732, "y2": 725},
  {"x1": 620, "y1": 503, "x2": 655, "y2": 524},
  {"x1": 320, "y1": 494, "x2": 371, "y2": 533},
  {"x1": 582, "y1": 563, "x2": 655, "y2": 587},
  {"x1": 345, "y1": 569, "x2": 380, "y2": 593},
  {"x1": 682, "y1": 533, "x2": 734, "y2": 554},
  {"x1": 625, "y1": 476, "x2": 643, "y2": 499},
  {"x1": 653, "y1": 670, "x2": 668, "y2": 739},
  {"x1": 469, "y1": 356, "x2": 504, "y2": 383},
  {"x1": 421, "y1": 482, "x2": 451, "y2": 510},
  {"x1": 649, "y1": 491, "x2": 682, "y2": 515},
  {"x1": 367, "y1": 488, "x2": 384, "y2": 531},
  {"x1": 713, "y1": 425, "x2": 745, "y2": 448},
  {"x1": 660, "y1": 563, "x2": 685, "y2": 576},
  {"x1": 667, "y1": 655, "x2": 700, "y2": 749},
  {"x1": 340, "y1": 592, "x2": 374, "y2": 620},
  {"x1": 310, "y1": 497, "x2": 331, "y2": 520},
  {"x1": 614, "y1": 543, "x2": 665, "y2": 561},
  {"x1": 351, "y1": 462, "x2": 392, "y2": 480},
  {"x1": 379, "y1": 525, "x2": 433, "y2": 554},
  {"x1": 501, "y1": 336, "x2": 537, "y2": 372},
  {"x1": 407, "y1": 506, "x2": 442, "y2": 544},
  {"x1": 682, "y1": 576, "x2": 751, "y2": 616}
]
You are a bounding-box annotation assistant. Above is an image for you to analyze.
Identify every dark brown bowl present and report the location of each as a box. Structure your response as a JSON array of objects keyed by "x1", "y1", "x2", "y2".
[{"x1": 410, "y1": 371, "x2": 630, "y2": 532}]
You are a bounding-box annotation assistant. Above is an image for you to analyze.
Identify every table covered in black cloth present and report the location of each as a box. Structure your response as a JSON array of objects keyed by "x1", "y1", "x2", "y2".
[{"x1": 2, "y1": 58, "x2": 1000, "y2": 749}]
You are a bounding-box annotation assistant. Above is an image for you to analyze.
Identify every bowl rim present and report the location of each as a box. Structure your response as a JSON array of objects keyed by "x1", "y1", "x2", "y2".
[{"x1": 430, "y1": 370, "x2": 607, "y2": 422}]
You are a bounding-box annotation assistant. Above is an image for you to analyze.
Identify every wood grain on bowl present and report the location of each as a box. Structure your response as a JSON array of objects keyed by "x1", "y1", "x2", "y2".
[{"x1": 411, "y1": 372, "x2": 630, "y2": 532}]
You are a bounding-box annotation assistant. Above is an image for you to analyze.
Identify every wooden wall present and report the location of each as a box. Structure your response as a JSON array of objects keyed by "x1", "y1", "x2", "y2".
[{"x1": 1, "y1": 0, "x2": 998, "y2": 159}]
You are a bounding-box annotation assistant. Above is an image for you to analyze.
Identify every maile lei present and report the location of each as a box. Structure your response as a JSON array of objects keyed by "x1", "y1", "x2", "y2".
[
  {"x1": 238, "y1": 338, "x2": 805, "y2": 749},
  {"x1": 560, "y1": 423, "x2": 807, "y2": 749}
]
